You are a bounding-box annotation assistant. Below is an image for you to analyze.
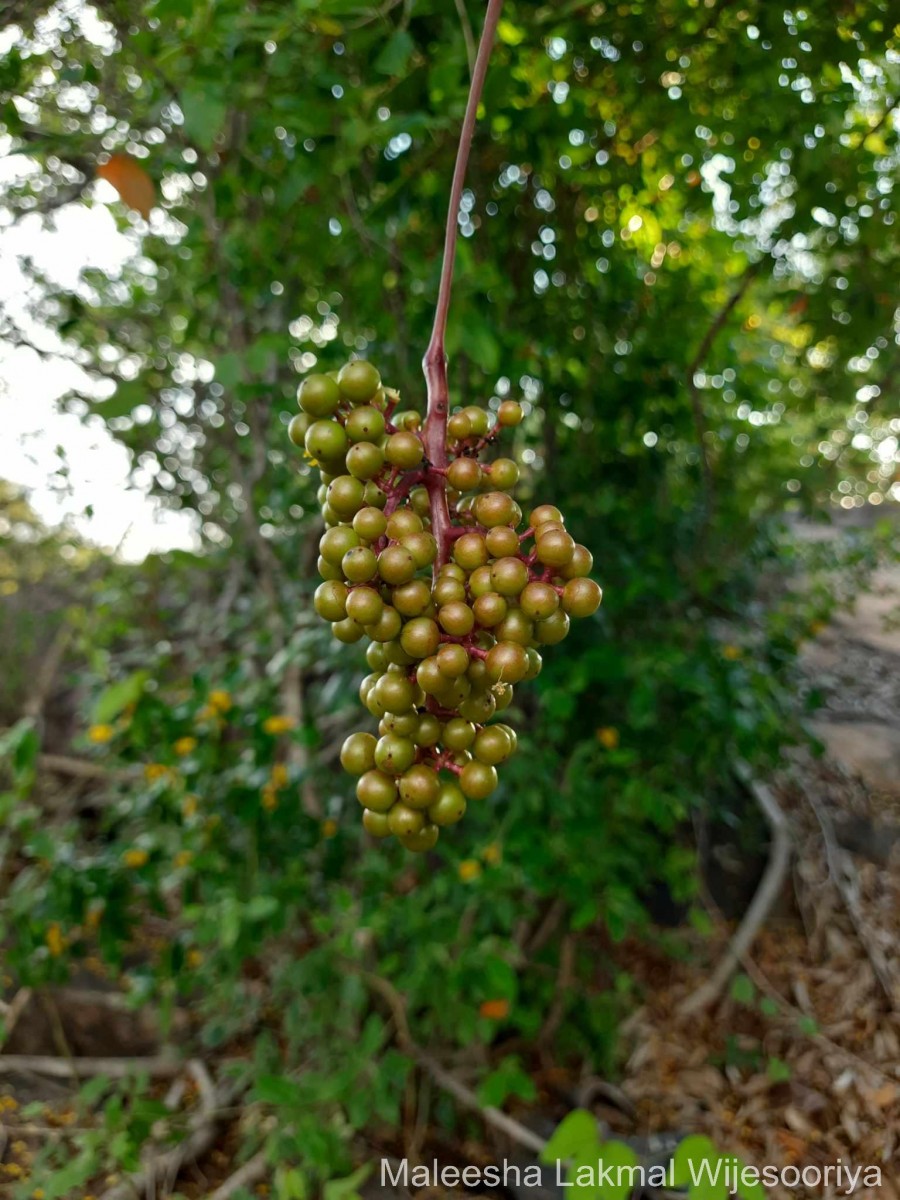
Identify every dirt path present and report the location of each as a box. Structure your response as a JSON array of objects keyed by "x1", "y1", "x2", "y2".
[{"x1": 621, "y1": 532, "x2": 900, "y2": 1200}]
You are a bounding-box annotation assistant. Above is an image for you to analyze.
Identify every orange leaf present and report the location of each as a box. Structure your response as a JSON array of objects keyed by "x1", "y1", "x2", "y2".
[
  {"x1": 97, "y1": 154, "x2": 155, "y2": 218},
  {"x1": 479, "y1": 999, "x2": 510, "y2": 1020}
]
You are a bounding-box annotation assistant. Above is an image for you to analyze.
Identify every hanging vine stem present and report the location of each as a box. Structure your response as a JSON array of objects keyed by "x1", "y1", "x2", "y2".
[{"x1": 422, "y1": 0, "x2": 503, "y2": 570}]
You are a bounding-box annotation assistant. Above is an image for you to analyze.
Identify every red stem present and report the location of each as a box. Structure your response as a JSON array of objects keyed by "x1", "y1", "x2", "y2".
[{"x1": 422, "y1": 0, "x2": 503, "y2": 570}]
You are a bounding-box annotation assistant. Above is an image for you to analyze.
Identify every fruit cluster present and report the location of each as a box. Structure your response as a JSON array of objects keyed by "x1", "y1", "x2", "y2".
[{"x1": 288, "y1": 359, "x2": 601, "y2": 851}]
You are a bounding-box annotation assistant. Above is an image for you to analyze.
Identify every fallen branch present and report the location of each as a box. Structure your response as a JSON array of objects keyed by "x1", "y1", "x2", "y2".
[
  {"x1": 38, "y1": 753, "x2": 133, "y2": 784},
  {"x1": 0, "y1": 1053, "x2": 182, "y2": 1079},
  {"x1": 679, "y1": 760, "x2": 791, "y2": 1016},
  {"x1": 99, "y1": 1064, "x2": 248, "y2": 1200},
  {"x1": 798, "y1": 776, "x2": 898, "y2": 1009},
  {"x1": 0, "y1": 988, "x2": 32, "y2": 1051},
  {"x1": 351, "y1": 965, "x2": 548, "y2": 1156},
  {"x1": 207, "y1": 1149, "x2": 268, "y2": 1199}
]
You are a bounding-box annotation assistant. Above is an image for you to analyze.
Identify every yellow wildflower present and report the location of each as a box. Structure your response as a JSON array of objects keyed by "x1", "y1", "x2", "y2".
[
  {"x1": 33, "y1": 1191, "x2": 46, "y2": 1199},
  {"x1": 123, "y1": 848, "x2": 149, "y2": 869},
  {"x1": 596, "y1": 727, "x2": 620, "y2": 750},
  {"x1": 458, "y1": 859, "x2": 482, "y2": 883},
  {"x1": 482, "y1": 842, "x2": 502, "y2": 865},
  {"x1": 321, "y1": 818, "x2": 338, "y2": 838},
  {"x1": 209, "y1": 689, "x2": 232, "y2": 713},
  {"x1": 271, "y1": 762, "x2": 289, "y2": 789},
  {"x1": 174, "y1": 850, "x2": 193, "y2": 869},
  {"x1": 809, "y1": 620, "x2": 827, "y2": 637},
  {"x1": 174, "y1": 736, "x2": 197, "y2": 757},
  {"x1": 45, "y1": 923, "x2": 65, "y2": 957},
  {"x1": 85, "y1": 905, "x2": 104, "y2": 932},
  {"x1": 186, "y1": 949, "x2": 204, "y2": 968},
  {"x1": 1, "y1": 579, "x2": 19, "y2": 596},
  {"x1": 88, "y1": 724, "x2": 115, "y2": 744},
  {"x1": 182, "y1": 794, "x2": 199, "y2": 818},
  {"x1": 722, "y1": 644, "x2": 743, "y2": 661},
  {"x1": 144, "y1": 763, "x2": 170, "y2": 783},
  {"x1": 262, "y1": 715, "x2": 296, "y2": 735},
  {"x1": 0, "y1": 1095, "x2": 18, "y2": 1111},
  {"x1": 261, "y1": 785, "x2": 278, "y2": 811},
  {"x1": 4, "y1": 1163, "x2": 23, "y2": 1178}
]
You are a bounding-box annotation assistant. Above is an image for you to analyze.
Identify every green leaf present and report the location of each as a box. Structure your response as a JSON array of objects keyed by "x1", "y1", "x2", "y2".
[
  {"x1": 246, "y1": 894, "x2": 279, "y2": 922},
  {"x1": 671, "y1": 1137, "x2": 728, "y2": 1200},
  {"x1": 596, "y1": 1140, "x2": 640, "y2": 1200},
  {"x1": 92, "y1": 670, "x2": 150, "y2": 724},
  {"x1": 539, "y1": 1109, "x2": 599, "y2": 1163},
  {"x1": 374, "y1": 31, "x2": 414, "y2": 76},
  {"x1": 477, "y1": 1055, "x2": 537, "y2": 1109},
  {"x1": 766, "y1": 1056, "x2": 791, "y2": 1083},
  {"x1": 275, "y1": 1166, "x2": 308, "y2": 1200},
  {"x1": 730, "y1": 974, "x2": 756, "y2": 1005},
  {"x1": 180, "y1": 86, "x2": 226, "y2": 150},
  {"x1": 254, "y1": 1074, "x2": 305, "y2": 1107},
  {"x1": 323, "y1": 1163, "x2": 371, "y2": 1200}
]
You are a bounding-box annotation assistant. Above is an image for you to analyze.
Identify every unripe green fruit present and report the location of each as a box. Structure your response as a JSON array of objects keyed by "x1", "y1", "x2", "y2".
[
  {"x1": 485, "y1": 525, "x2": 520, "y2": 557},
  {"x1": 385, "y1": 431, "x2": 424, "y2": 468},
  {"x1": 377, "y1": 545, "x2": 416, "y2": 585},
  {"x1": 459, "y1": 690, "x2": 496, "y2": 723},
  {"x1": 560, "y1": 544, "x2": 594, "y2": 579},
  {"x1": 342, "y1": 546, "x2": 378, "y2": 583},
  {"x1": 459, "y1": 760, "x2": 498, "y2": 800},
  {"x1": 462, "y1": 405, "x2": 490, "y2": 436},
  {"x1": 333, "y1": 617, "x2": 365, "y2": 643},
  {"x1": 340, "y1": 731, "x2": 377, "y2": 775},
  {"x1": 346, "y1": 442, "x2": 385, "y2": 480},
  {"x1": 490, "y1": 556, "x2": 529, "y2": 597},
  {"x1": 472, "y1": 592, "x2": 508, "y2": 627},
  {"x1": 443, "y1": 718, "x2": 476, "y2": 750},
  {"x1": 357, "y1": 769, "x2": 397, "y2": 812},
  {"x1": 374, "y1": 734, "x2": 416, "y2": 776},
  {"x1": 392, "y1": 579, "x2": 432, "y2": 617},
  {"x1": 447, "y1": 456, "x2": 482, "y2": 491},
  {"x1": 314, "y1": 580, "x2": 348, "y2": 622},
  {"x1": 327, "y1": 475, "x2": 366, "y2": 519},
  {"x1": 466, "y1": 565, "x2": 492, "y2": 598},
  {"x1": 485, "y1": 641, "x2": 529, "y2": 684},
  {"x1": 523, "y1": 647, "x2": 543, "y2": 680},
  {"x1": 495, "y1": 608, "x2": 533, "y2": 646},
  {"x1": 536, "y1": 529, "x2": 576, "y2": 567},
  {"x1": 497, "y1": 400, "x2": 523, "y2": 427},
  {"x1": 398, "y1": 821, "x2": 439, "y2": 852},
  {"x1": 437, "y1": 643, "x2": 470, "y2": 678},
  {"x1": 447, "y1": 412, "x2": 472, "y2": 440},
  {"x1": 400, "y1": 616, "x2": 441, "y2": 659},
  {"x1": 428, "y1": 783, "x2": 467, "y2": 826},
  {"x1": 433, "y1": 575, "x2": 467, "y2": 605},
  {"x1": 399, "y1": 763, "x2": 440, "y2": 810},
  {"x1": 520, "y1": 581, "x2": 559, "y2": 620},
  {"x1": 473, "y1": 491, "x2": 516, "y2": 528},
  {"x1": 381, "y1": 712, "x2": 419, "y2": 738},
  {"x1": 363, "y1": 482, "x2": 387, "y2": 509},
  {"x1": 317, "y1": 556, "x2": 342, "y2": 581},
  {"x1": 496, "y1": 723, "x2": 518, "y2": 752},
  {"x1": 364, "y1": 605, "x2": 402, "y2": 643},
  {"x1": 493, "y1": 681, "x2": 514, "y2": 711},
  {"x1": 413, "y1": 714, "x2": 442, "y2": 747},
  {"x1": 387, "y1": 802, "x2": 425, "y2": 838},
  {"x1": 345, "y1": 405, "x2": 386, "y2": 443},
  {"x1": 320, "y1": 524, "x2": 359, "y2": 565},
  {"x1": 385, "y1": 509, "x2": 423, "y2": 538},
  {"x1": 366, "y1": 642, "x2": 388, "y2": 671},
  {"x1": 409, "y1": 486, "x2": 431, "y2": 517},
  {"x1": 415, "y1": 657, "x2": 445, "y2": 695},
  {"x1": 351, "y1": 506, "x2": 386, "y2": 541},
  {"x1": 362, "y1": 809, "x2": 392, "y2": 837},
  {"x1": 438, "y1": 601, "x2": 475, "y2": 637},
  {"x1": 563, "y1": 577, "x2": 603, "y2": 617},
  {"x1": 488, "y1": 458, "x2": 520, "y2": 491},
  {"x1": 393, "y1": 409, "x2": 421, "y2": 431},
  {"x1": 288, "y1": 412, "x2": 311, "y2": 446},
  {"x1": 346, "y1": 586, "x2": 383, "y2": 625},
  {"x1": 533, "y1": 609, "x2": 570, "y2": 645},
  {"x1": 338, "y1": 360, "x2": 381, "y2": 403},
  {"x1": 453, "y1": 532, "x2": 489, "y2": 571},
  {"x1": 384, "y1": 640, "x2": 416, "y2": 667},
  {"x1": 305, "y1": 419, "x2": 348, "y2": 462},
  {"x1": 374, "y1": 671, "x2": 418, "y2": 715},
  {"x1": 473, "y1": 725, "x2": 513, "y2": 766},
  {"x1": 529, "y1": 504, "x2": 563, "y2": 528},
  {"x1": 298, "y1": 374, "x2": 341, "y2": 417},
  {"x1": 402, "y1": 531, "x2": 437, "y2": 569}
]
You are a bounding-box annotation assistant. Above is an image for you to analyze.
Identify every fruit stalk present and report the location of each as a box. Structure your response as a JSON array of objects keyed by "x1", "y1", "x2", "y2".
[{"x1": 422, "y1": 0, "x2": 504, "y2": 569}]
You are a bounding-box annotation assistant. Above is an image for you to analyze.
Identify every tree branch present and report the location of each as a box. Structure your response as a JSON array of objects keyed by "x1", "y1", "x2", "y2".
[{"x1": 422, "y1": 0, "x2": 503, "y2": 568}]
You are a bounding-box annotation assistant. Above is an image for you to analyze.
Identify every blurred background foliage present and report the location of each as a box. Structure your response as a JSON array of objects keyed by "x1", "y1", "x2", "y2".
[{"x1": 0, "y1": 0, "x2": 898, "y2": 1191}]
